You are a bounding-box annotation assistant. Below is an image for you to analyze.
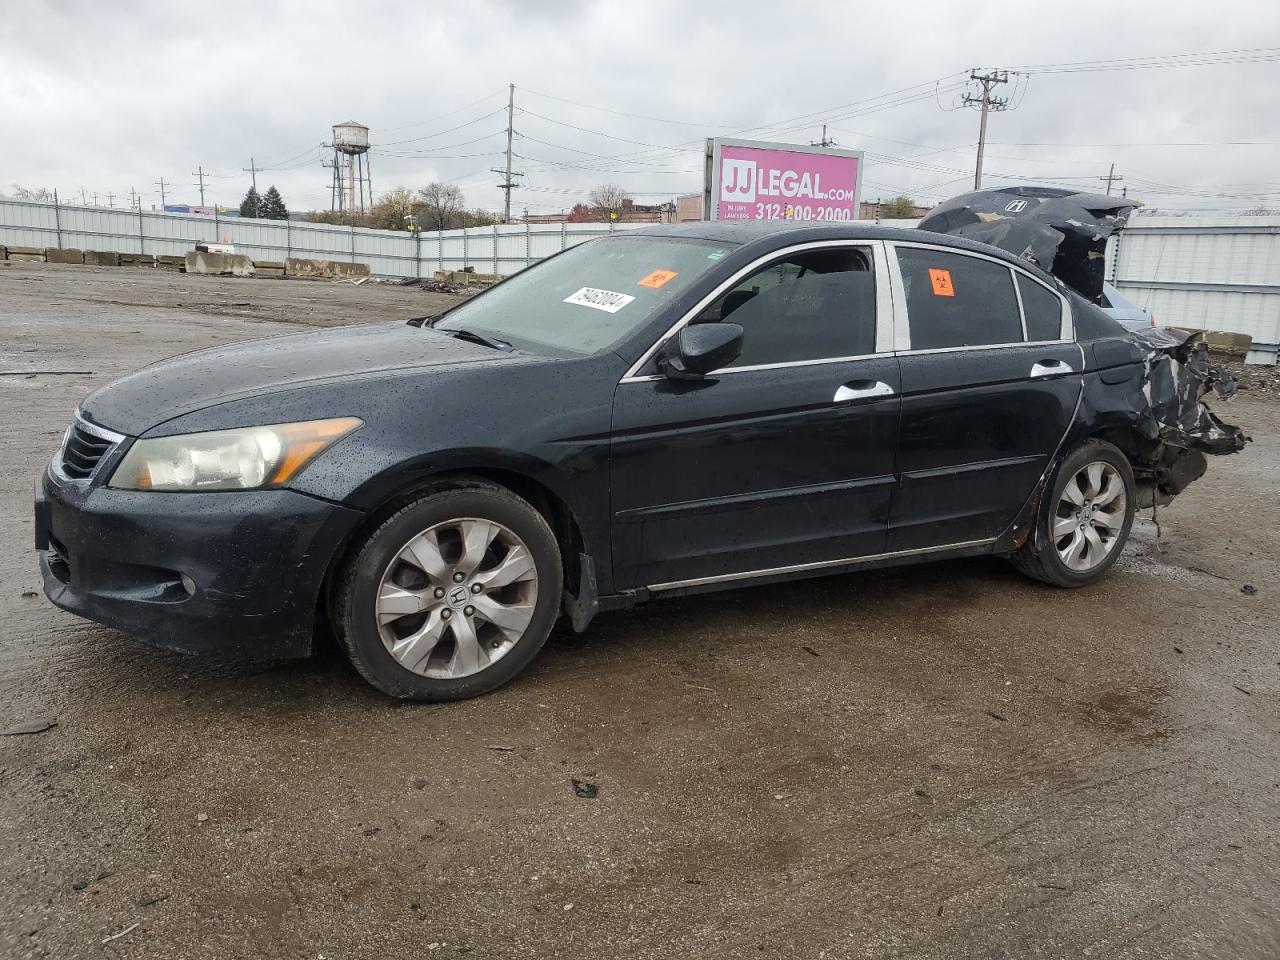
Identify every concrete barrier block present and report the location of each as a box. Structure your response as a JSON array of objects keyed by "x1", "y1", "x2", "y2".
[
  {"x1": 7, "y1": 245, "x2": 43, "y2": 256},
  {"x1": 185, "y1": 251, "x2": 255, "y2": 277},
  {"x1": 119, "y1": 253, "x2": 156, "y2": 267},
  {"x1": 254, "y1": 260, "x2": 285, "y2": 270},
  {"x1": 256, "y1": 266, "x2": 286, "y2": 278},
  {"x1": 45, "y1": 248, "x2": 85, "y2": 264},
  {"x1": 329, "y1": 261, "x2": 370, "y2": 279},
  {"x1": 8, "y1": 251, "x2": 46, "y2": 262},
  {"x1": 0, "y1": 245, "x2": 6, "y2": 260},
  {"x1": 286, "y1": 257, "x2": 369, "y2": 279},
  {"x1": 84, "y1": 250, "x2": 121, "y2": 267},
  {"x1": 156, "y1": 255, "x2": 185, "y2": 269}
]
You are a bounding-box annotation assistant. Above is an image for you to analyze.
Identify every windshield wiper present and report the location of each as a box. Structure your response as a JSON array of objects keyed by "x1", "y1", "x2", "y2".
[{"x1": 439, "y1": 327, "x2": 511, "y2": 350}]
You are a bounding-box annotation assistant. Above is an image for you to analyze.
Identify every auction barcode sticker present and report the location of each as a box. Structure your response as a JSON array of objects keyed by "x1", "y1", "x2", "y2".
[{"x1": 564, "y1": 287, "x2": 636, "y2": 314}]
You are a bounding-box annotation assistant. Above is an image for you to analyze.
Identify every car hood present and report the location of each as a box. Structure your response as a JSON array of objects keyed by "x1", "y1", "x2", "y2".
[{"x1": 80, "y1": 321, "x2": 518, "y2": 436}]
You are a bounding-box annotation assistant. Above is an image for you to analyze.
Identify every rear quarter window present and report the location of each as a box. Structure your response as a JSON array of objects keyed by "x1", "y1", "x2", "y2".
[
  {"x1": 897, "y1": 247, "x2": 1022, "y2": 349},
  {"x1": 1017, "y1": 273, "x2": 1064, "y2": 341}
]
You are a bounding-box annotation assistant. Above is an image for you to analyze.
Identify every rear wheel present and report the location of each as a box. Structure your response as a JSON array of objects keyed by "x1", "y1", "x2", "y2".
[
  {"x1": 1011, "y1": 439, "x2": 1135, "y2": 587},
  {"x1": 334, "y1": 481, "x2": 562, "y2": 700}
]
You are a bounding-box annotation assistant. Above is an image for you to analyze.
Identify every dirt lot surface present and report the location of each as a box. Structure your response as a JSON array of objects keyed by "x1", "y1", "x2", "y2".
[{"x1": 1, "y1": 262, "x2": 1278, "y2": 959}]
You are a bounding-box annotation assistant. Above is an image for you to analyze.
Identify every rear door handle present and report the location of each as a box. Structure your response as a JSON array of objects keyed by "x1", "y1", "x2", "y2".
[
  {"x1": 834, "y1": 380, "x2": 895, "y2": 402},
  {"x1": 1030, "y1": 359, "x2": 1074, "y2": 378}
]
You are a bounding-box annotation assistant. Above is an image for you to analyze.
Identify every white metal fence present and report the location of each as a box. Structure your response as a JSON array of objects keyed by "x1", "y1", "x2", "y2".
[
  {"x1": 1105, "y1": 213, "x2": 1280, "y2": 360},
  {"x1": 0, "y1": 198, "x2": 643, "y2": 278},
  {"x1": 3, "y1": 199, "x2": 1277, "y2": 359}
]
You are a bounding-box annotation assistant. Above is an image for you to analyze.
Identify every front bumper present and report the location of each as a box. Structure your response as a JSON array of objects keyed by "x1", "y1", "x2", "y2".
[{"x1": 35, "y1": 468, "x2": 364, "y2": 661}]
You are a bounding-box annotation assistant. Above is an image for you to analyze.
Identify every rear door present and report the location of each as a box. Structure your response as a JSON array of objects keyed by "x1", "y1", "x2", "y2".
[
  {"x1": 609, "y1": 241, "x2": 899, "y2": 590},
  {"x1": 886, "y1": 242, "x2": 1083, "y2": 551}
]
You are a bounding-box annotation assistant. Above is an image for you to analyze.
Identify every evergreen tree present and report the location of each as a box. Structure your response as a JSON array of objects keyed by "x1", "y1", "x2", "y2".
[
  {"x1": 238, "y1": 187, "x2": 261, "y2": 218},
  {"x1": 260, "y1": 185, "x2": 288, "y2": 220}
]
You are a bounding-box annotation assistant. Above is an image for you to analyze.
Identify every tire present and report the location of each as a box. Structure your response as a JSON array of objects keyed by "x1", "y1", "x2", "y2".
[
  {"x1": 334, "y1": 480, "x2": 562, "y2": 700},
  {"x1": 1010, "y1": 439, "x2": 1136, "y2": 588}
]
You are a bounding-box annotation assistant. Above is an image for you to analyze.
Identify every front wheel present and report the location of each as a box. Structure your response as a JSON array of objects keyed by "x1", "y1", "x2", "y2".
[
  {"x1": 333, "y1": 481, "x2": 562, "y2": 700},
  {"x1": 1011, "y1": 439, "x2": 1136, "y2": 587}
]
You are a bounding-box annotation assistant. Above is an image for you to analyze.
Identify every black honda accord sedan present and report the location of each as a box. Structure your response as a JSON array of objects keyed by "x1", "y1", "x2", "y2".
[{"x1": 35, "y1": 221, "x2": 1231, "y2": 700}]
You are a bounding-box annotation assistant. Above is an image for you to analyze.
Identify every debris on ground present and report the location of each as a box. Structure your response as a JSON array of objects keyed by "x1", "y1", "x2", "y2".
[
  {"x1": 1242, "y1": 584, "x2": 1258, "y2": 595},
  {"x1": 2, "y1": 719, "x2": 57, "y2": 736},
  {"x1": 406, "y1": 278, "x2": 482, "y2": 296},
  {"x1": 100, "y1": 922, "x2": 139, "y2": 945},
  {"x1": 570, "y1": 778, "x2": 599, "y2": 798}
]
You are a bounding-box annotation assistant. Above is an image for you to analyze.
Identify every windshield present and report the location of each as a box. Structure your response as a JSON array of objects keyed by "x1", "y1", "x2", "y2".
[{"x1": 434, "y1": 235, "x2": 732, "y2": 355}]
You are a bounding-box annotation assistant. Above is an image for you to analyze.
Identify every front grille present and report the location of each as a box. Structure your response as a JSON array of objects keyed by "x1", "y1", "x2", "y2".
[{"x1": 57, "y1": 418, "x2": 120, "y2": 481}]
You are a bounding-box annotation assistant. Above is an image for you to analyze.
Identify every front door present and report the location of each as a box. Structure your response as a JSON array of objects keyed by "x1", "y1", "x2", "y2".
[
  {"x1": 609, "y1": 242, "x2": 900, "y2": 590},
  {"x1": 887, "y1": 243, "x2": 1083, "y2": 551}
]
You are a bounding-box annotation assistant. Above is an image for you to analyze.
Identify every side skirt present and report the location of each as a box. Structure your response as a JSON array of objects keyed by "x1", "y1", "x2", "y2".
[{"x1": 595, "y1": 538, "x2": 1000, "y2": 609}]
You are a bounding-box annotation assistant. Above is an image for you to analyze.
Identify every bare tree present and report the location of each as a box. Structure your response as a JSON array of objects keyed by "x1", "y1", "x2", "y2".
[
  {"x1": 417, "y1": 182, "x2": 466, "y2": 231},
  {"x1": 371, "y1": 186, "x2": 419, "y2": 231},
  {"x1": 882, "y1": 195, "x2": 919, "y2": 219},
  {"x1": 589, "y1": 183, "x2": 629, "y2": 222},
  {"x1": 10, "y1": 184, "x2": 54, "y2": 202}
]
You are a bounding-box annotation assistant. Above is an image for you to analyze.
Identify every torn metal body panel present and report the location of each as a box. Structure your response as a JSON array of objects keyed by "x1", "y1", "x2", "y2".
[
  {"x1": 917, "y1": 186, "x2": 1137, "y2": 305},
  {"x1": 920, "y1": 188, "x2": 1249, "y2": 503}
]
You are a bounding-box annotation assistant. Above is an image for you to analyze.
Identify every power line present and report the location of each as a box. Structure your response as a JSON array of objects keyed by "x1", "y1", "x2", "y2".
[
  {"x1": 1099, "y1": 163, "x2": 1123, "y2": 195},
  {"x1": 243, "y1": 157, "x2": 259, "y2": 193},
  {"x1": 491, "y1": 83, "x2": 524, "y2": 224},
  {"x1": 961, "y1": 69, "x2": 1011, "y2": 189}
]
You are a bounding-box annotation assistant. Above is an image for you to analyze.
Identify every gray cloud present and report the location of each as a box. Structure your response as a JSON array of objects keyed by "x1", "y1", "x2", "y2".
[{"x1": 3, "y1": 0, "x2": 1278, "y2": 213}]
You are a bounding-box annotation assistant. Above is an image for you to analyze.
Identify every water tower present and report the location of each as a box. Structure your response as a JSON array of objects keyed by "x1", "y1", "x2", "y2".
[{"x1": 328, "y1": 120, "x2": 373, "y2": 217}]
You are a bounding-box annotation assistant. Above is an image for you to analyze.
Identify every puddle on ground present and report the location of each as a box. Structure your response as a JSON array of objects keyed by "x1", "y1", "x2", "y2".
[
  {"x1": 1080, "y1": 681, "x2": 1171, "y2": 745},
  {"x1": 1114, "y1": 518, "x2": 1220, "y2": 585}
]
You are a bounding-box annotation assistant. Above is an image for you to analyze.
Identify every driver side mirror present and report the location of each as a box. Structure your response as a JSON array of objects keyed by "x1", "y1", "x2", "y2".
[{"x1": 657, "y1": 323, "x2": 744, "y2": 380}]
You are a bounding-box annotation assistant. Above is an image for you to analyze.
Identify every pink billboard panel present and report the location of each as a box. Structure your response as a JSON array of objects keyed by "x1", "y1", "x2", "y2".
[{"x1": 711, "y1": 139, "x2": 862, "y2": 222}]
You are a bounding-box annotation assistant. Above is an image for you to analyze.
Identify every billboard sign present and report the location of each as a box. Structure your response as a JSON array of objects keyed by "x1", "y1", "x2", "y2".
[{"x1": 704, "y1": 137, "x2": 863, "y2": 222}]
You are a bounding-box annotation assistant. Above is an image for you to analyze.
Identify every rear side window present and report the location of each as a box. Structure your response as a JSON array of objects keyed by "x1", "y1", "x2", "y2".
[
  {"x1": 694, "y1": 247, "x2": 876, "y2": 367},
  {"x1": 897, "y1": 248, "x2": 1022, "y2": 350},
  {"x1": 1018, "y1": 274, "x2": 1064, "y2": 341}
]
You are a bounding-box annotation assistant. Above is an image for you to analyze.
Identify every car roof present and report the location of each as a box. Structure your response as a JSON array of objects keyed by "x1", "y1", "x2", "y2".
[{"x1": 629, "y1": 220, "x2": 1060, "y2": 285}]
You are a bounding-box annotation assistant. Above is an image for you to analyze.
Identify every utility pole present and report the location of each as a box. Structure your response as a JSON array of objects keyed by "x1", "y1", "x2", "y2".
[
  {"x1": 105, "y1": 192, "x2": 115, "y2": 208},
  {"x1": 811, "y1": 124, "x2": 837, "y2": 148},
  {"x1": 128, "y1": 186, "x2": 139, "y2": 211},
  {"x1": 490, "y1": 82, "x2": 524, "y2": 223},
  {"x1": 243, "y1": 157, "x2": 259, "y2": 193},
  {"x1": 155, "y1": 177, "x2": 169, "y2": 209},
  {"x1": 1098, "y1": 162, "x2": 1124, "y2": 196},
  {"x1": 962, "y1": 69, "x2": 1010, "y2": 190},
  {"x1": 192, "y1": 166, "x2": 207, "y2": 205},
  {"x1": 92, "y1": 192, "x2": 98, "y2": 206}
]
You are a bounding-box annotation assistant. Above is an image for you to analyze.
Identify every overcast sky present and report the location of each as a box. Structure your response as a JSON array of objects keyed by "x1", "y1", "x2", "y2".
[{"x1": 3, "y1": 0, "x2": 1279, "y2": 214}]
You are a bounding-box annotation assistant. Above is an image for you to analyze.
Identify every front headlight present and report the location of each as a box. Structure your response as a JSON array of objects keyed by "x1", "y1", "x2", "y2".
[{"x1": 109, "y1": 417, "x2": 362, "y2": 491}]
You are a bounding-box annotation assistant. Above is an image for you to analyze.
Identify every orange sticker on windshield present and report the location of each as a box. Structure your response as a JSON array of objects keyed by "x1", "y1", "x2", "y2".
[
  {"x1": 929, "y1": 268, "x2": 955, "y2": 297},
  {"x1": 638, "y1": 269, "x2": 678, "y2": 289}
]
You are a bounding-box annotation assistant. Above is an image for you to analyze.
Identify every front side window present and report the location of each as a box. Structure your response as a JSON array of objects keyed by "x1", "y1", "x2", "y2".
[
  {"x1": 897, "y1": 247, "x2": 1022, "y2": 350},
  {"x1": 690, "y1": 247, "x2": 876, "y2": 367},
  {"x1": 434, "y1": 236, "x2": 732, "y2": 355},
  {"x1": 1017, "y1": 273, "x2": 1064, "y2": 341}
]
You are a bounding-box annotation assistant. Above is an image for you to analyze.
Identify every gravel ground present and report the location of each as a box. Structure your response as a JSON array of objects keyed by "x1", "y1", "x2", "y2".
[{"x1": 1, "y1": 262, "x2": 1278, "y2": 959}]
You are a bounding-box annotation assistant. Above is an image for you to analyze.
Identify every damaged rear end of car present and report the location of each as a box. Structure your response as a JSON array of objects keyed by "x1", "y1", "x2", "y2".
[{"x1": 919, "y1": 185, "x2": 1249, "y2": 510}]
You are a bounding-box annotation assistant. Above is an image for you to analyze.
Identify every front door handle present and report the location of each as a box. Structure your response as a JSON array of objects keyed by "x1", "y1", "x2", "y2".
[
  {"x1": 1030, "y1": 359, "x2": 1074, "y2": 378},
  {"x1": 834, "y1": 380, "x2": 895, "y2": 402}
]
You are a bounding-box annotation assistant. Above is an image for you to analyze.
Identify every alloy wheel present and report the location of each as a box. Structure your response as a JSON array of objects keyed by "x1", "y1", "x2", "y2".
[
  {"x1": 1053, "y1": 461, "x2": 1127, "y2": 572},
  {"x1": 374, "y1": 517, "x2": 538, "y2": 678}
]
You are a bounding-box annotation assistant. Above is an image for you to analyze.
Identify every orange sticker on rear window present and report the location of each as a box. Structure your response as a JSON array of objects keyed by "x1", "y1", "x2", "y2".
[
  {"x1": 929, "y1": 268, "x2": 954, "y2": 297},
  {"x1": 638, "y1": 269, "x2": 678, "y2": 289}
]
